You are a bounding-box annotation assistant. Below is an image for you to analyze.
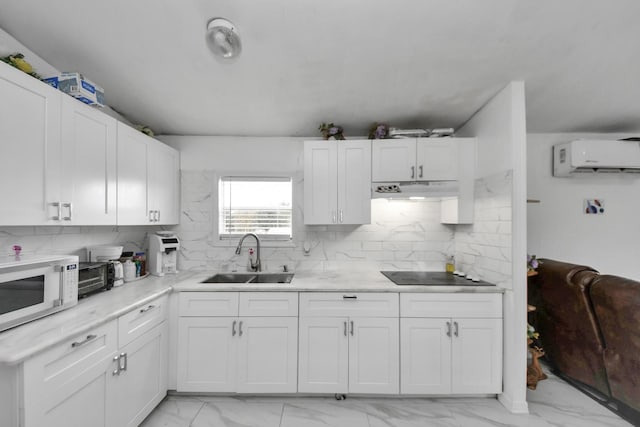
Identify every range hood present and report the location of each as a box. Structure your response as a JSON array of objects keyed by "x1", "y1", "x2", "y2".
[{"x1": 371, "y1": 181, "x2": 459, "y2": 199}]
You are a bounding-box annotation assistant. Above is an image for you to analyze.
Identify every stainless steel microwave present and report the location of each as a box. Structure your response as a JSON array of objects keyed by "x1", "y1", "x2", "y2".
[{"x1": 0, "y1": 255, "x2": 79, "y2": 332}]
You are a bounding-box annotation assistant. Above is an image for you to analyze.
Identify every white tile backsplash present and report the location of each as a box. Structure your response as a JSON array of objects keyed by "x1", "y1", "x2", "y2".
[
  {"x1": 454, "y1": 170, "x2": 513, "y2": 288},
  {"x1": 175, "y1": 170, "x2": 455, "y2": 273}
]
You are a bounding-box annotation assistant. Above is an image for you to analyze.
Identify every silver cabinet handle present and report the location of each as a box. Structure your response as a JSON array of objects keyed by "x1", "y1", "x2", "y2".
[
  {"x1": 411, "y1": 166, "x2": 415, "y2": 179},
  {"x1": 157, "y1": 210, "x2": 161, "y2": 222},
  {"x1": 343, "y1": 295, "x2": 357, "y2": 300},
  {"x1": 446, "y1": 321, "x2": 451, "y2": 337},
  {"x1": 119, "y1": 352, "x2": 127, "y2": 372},
  {"x1": 149, "y1": 210, "x2": 154, "y2": 222},
  {"x1": 113, "y1": 354, "x2": 121, "y2": 375},
  {"x1": 238, "y1": 320, "x2": 243, "y2": 337},
  {"x1": 419, "y1": 165, "x2": 423, "y2": 178},
  {"x1": 232, "y1": 320, "x2": 237, "y2": 336},
  {"x1": 332, "y1": 210, "x2": 337, "y2": 223},
  {"x1": 344, "y1": 321, "x2": 348, "y2": 337},
  {"x1": 350, "y1": 320, "x2": 354, "y2": 336},
  {"x1": 339, "y1": 210, "x2": 344, "y2": 223},
  {"x1": 454, "y1": 321, "x2": 459, "y2": 337},
  {"x1": 62, "y1": 202, "x2": 72, "y2": 221},
  {"x1": 72, "y1": 334, "x2": 97, "y2": 348},
  {"x1": 50, "y1": 202, "x2": 62, "y2": 220},
  {"x1": 140, "y1": 304, "x2": 156, "y2": 314}
]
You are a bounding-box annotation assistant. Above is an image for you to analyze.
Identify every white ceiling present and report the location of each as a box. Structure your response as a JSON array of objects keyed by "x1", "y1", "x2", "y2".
[{"x1": 1, "y1": 0, "x2": 639, "y2": 137}]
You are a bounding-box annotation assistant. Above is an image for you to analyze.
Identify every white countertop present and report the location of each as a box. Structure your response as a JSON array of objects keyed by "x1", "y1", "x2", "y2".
[
  {"x1": 0, "y1": 274, "x2": 175, "y2": 365},
  {"x1": 0, "y1": 269, "x2": 503, "y2": 365},
  {"x1": 173, "y1": 270, "x2": 506, "y2": 293}
]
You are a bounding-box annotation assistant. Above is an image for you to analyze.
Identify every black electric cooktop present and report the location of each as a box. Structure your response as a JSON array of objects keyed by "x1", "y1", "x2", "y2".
[{"x1": 380, "y1": 271, "x2": 494, "y2": 286}]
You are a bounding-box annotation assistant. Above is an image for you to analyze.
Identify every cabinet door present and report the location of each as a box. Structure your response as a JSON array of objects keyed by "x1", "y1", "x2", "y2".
[
  {"x1": 108, "y1": 322, "x2": 167, "y2": 427},
  {"x1": 451, "y1": 318, "x2": 502, "y2": 394},
  {"x1": 304, "y1": 140, "x2": 338, "y2": 224},
  {"x1": 236, "y1": 317, "x2": 298, "y2": 393},
  {"x1": 0, "y1": 62, "x2": 62, "y2": 225},
  {"x1": 117, "y1": 122, "x2": 149, "y2": 225},
  {"x1": 60, "y1": 96, "x2": 117, "y2": 225},
  {"x1": 349, "y1": 317, "x2": 399, "y2": 394},
  {"x1": 337, "y1": 140, "x2": 371, "y2": 224},
  {"x1": 400, "y1": 318, "x2": 452, "y2": 394},
  {"x1": 371, "y1": 140, "x2": 416, "y2": 181},
  {"x1": 416, "y1": 139, "x2": 458, "y2": 181},
  {"x1": 176, "y1": 317, "x2": 236, "y2": 392},
  {"x1": 22, "y1": 321, "x2": 118, "y2": 427},
  {"x1": 148, "y1": 141, "x2": 180, "y2": 225},
  {"x1": 298, "y1": 317, "x2": 348, "y2": 393}
]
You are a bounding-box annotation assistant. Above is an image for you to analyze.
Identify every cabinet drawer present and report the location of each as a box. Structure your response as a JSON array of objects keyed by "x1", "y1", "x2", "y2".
[
  {"x1": 179, "y1": 292, "x2": 239, "y2": 317},
  {"x1": 23, "y1": 320, "x2": 117, "y2": 403},
  {"x1": 118, "y1": 295, "x2": 168, "y2": 347},
  {"x1": 299, "y1": 292, "x2": 398, "y2": 317},
  {"x1": 400, "y1": 293, "x2": 502, "y2": 318},
  {"x1": 239, "y1": 292, "x2": 298, "y2": 317}
]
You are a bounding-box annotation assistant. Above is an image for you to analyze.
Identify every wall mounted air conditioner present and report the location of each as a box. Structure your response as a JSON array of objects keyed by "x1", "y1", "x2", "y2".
[{"x1": 553, "y1": 139, "x2": 640, "y2": 177}]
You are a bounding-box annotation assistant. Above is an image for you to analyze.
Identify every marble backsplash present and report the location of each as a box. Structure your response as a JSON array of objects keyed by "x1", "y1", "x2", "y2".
[
  {"x1": 0, "y1": 170, "x2": 513, "y2": 283},
  {"x1": 454, "y1": 170, "x2": 513, "y2": 288},
  {"x1": 175, "y1": 170, "x2": 455, "y2": 273},
  {"x1": 0, "y1": 225, "x2": 170, "y2": 261}
]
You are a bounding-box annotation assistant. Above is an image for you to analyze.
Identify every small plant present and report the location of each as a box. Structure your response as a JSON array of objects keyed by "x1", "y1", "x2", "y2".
[
  {"x1": 368, "y1": 123, "x2": 389, "y2": 139},
  {"x1": 527, "y1": 254, "x2": 540, "y2": 272},
  {"x1": 318, "y1": 123, "x2": 345, "y2": 140}
]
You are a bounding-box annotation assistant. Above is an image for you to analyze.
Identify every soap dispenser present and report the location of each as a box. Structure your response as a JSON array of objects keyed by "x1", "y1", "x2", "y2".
[{"x1": 446, "y1": 255, "x2": 455, "y2": 273}]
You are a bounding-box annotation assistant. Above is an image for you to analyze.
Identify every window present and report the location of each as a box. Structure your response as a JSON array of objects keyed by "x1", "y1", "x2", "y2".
[{"x1": 218, "y1": 176, "x2": 292, "y2": 239}]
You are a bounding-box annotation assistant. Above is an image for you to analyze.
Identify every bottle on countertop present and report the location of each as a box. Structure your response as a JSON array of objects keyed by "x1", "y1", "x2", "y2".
[
  {"x1": 133, "y1": 251, "x2": 146, "y2": 276},
  {"x1": 123, "y1": 259, "x2": 136, "y2": 282},
  {"x1": 446, "y1": 255, "x2": 455, "y2": 273}
]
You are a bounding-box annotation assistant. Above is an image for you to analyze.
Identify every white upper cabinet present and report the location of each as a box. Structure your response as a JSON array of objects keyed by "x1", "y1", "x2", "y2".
[
  {"x1": 0, "y1": 62, "x2": 62, "y2": 225},
  {"x1": 416, "y1": 139, "x2": 458, "y2": 181},
  {"x1": 148, "y1": 141, "x2": 180, "y2": 225},
  {"x1": 60, "y1": 96, "x2": 117, "y2": 225},
  {"x1": 117, "y1": 122, "x2": 180, "y2": 225},
  {"x1": 304, "y1": 140, "x2": 371, "y2": 225},
  {"x1": 371, "y1": 140, "x2": 416, "y2": 182},
  {"x1": 372, "y1": 138, "x2": 461, "y2": 182}
]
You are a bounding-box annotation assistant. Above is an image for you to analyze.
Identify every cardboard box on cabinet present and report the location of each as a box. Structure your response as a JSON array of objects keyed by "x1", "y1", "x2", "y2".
[{"x1": 43, "y1": 72, "x2": 105, "y2": 107}]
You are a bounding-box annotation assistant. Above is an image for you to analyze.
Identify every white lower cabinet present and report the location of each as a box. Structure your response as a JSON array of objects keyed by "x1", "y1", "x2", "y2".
[
  {"x1": 14, "y1": 296, "x2": 168, "y2": 427},
  {"x1": 109, "y1": 321, "x2": 168, "y2": 427},
  {"x1": 176, "y1": 292, "x2": 298, "y2": 393},
  {"x1": 298, "y1": 293, "x2": 399, "y2": 394},
  {"x1": 400, "y1": 293, "x2": 503, "y2": 395}
]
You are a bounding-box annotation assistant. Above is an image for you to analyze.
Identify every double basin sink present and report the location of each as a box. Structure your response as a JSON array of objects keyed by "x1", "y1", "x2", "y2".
[{"x1": 201, "y1": 272, "x2": 294, "y2": 284}]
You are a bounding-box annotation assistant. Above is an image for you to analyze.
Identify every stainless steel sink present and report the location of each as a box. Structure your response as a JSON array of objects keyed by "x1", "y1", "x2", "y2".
[
  {"x1": 250, "y1": 273, "x2": 294, "y2": 283},
  {"x1": 201, "y1": 273, "x2": 294, "y2": 284}
]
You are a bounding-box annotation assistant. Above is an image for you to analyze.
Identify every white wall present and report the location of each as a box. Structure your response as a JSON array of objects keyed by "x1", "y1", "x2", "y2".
[
  {"x1": 527, "y1": 133, "x2": 640, "y2": 280},
  {"x1": 160, "y1": 135, "x2": 455, "y2": 273},
  {"x1": 457, "y1": 82, "x2": 528, "y2": 414}
]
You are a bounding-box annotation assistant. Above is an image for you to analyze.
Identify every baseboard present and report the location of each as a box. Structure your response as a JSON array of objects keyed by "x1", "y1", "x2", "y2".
[{"x1": 498, "y1": 392, "x2": 529, "y2": 414}]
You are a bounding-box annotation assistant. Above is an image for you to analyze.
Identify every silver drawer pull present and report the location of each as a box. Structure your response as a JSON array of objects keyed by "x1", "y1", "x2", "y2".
[
  {"x1": 232, "y1": 320, "x2": 237, "y2": 336},
  {"x1": 112, "y1": 354, "x2": 121, "y2": 375},
  {"x1": 119, "y1": 352, "x2": 127, "y2": 371},
  {"x1": 343, "y1": 321, "x2": 347, "y2": 337},
  {"x1": 140, "y1": 304, "x2": 156, "y2": 314},
  {"x1": 343, "y1": 295, "x2": 357, "y2": 300},
  {"x1": 350, "y1": 320, "x2": 354, "y2": 336},
  {"x1": 454, "y1": 321, "x2": 459, "y2": 337},
  {"x1": 446, "y1": 321, "x2": 451, "y2": 337},
  {"x1": 71, "y1": 334, "x2": 97, "y2": 348},
  {"x1": 238, "y1": 320, "x2": 243, "y2": 337}
]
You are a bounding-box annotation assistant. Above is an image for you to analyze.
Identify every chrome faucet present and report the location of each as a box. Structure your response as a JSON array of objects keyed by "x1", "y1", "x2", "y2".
[{"x1": 235, "y1": 233, "x2": 261, "y2": 272}]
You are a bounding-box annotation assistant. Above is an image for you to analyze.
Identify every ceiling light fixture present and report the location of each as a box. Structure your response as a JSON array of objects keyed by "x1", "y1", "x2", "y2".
[{"x1": 206, "y1": 18, "x2": 242, "y2": 60}]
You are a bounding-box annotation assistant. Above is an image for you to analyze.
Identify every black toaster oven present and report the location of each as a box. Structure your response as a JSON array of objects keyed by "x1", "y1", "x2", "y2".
[{"x1": 78, "y1": 262, "x2": 114, "y2": 297}]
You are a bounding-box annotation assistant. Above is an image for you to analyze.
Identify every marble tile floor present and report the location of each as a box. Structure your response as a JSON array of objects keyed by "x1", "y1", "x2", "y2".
[{"x1": 141, "y1": 373, "x2": 633, "y2": 427}]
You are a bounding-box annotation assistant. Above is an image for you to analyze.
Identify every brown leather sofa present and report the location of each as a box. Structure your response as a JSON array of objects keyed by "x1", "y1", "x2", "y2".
[{"x1": 530, "y1": 259, "x2": 640, "y2": 423}]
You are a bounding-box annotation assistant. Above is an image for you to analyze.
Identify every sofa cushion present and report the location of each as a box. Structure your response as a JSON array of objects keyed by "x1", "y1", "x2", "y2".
[
  {"x1": 535, "y1": 259, "x2": 610, "y2": 396},
  {"x1": 591, "y1": 275, "x2": 640, "y2": 412}
]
